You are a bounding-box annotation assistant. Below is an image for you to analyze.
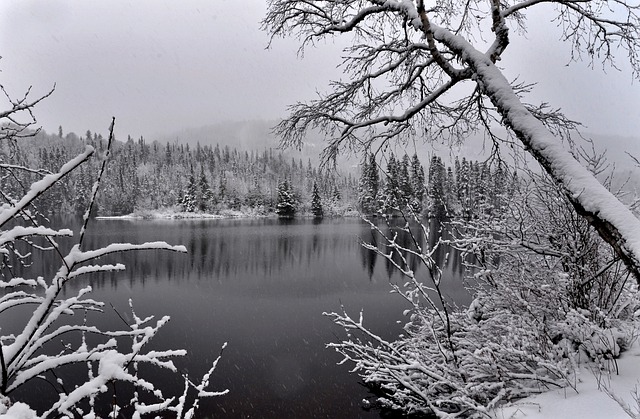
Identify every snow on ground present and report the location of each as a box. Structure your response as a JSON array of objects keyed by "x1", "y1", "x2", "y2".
[
  {"x1": 95, "y1": 209, "x2": 240, "y2": 220},
  {"x1": 495, "y1": 342, "x2": 640, "y2": 419}
]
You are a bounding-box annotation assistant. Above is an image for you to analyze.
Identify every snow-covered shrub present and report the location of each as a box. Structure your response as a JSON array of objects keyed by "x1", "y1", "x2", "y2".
[
  {"x1": 0, "y1": 91, "x2": 227, "y2": 418},
  {"x1": 326, "y1": 159, "x2": 639, "y2": 417}
]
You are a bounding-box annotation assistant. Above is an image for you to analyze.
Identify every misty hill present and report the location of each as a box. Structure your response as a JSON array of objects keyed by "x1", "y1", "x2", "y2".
[
  {"x1": 162, "y1": 120, "x2": 279, "y2": 150},
  {"x1": 159, "y1": 120, "x2": 331, "y2": 168},
  {"x1": 159, "y1": 120, "x2": 640, "y2": 180}
]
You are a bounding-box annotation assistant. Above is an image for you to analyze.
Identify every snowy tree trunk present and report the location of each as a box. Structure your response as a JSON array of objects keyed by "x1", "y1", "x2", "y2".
[
  {"x1": 431, "y1": 26, "x2": 640, "y2": 282},
  {"x1": 264, "y1": 0, "x2": 640, "y2": 280}
]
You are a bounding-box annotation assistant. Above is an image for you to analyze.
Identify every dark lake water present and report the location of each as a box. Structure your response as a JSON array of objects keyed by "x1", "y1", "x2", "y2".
[{"x1": 6, "y1": 217, "x2": 469, "y2": 418}]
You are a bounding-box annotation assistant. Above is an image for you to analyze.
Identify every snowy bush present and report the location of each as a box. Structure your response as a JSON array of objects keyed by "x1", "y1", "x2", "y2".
[
  {"x1": 325, "y1": 159, "x2": 639, "y2": 417},
  {"x1": 0, "y1": 90, "x2": 227, "y2": 418}
]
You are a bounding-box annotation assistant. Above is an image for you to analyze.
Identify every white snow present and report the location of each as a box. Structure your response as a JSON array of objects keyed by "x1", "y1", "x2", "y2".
[
  {"x1": 95, "y1": 208, "x2": 271, "y2": 220},
  {"x1": 495, "y1": 341, "x2": 640, "y2": 419},
  {"x1": 0, "y1": 226, "x2": 73, "y2": 248},
  {"x1": 0, "y1": 402, "x2": 38, "y2": 419}
]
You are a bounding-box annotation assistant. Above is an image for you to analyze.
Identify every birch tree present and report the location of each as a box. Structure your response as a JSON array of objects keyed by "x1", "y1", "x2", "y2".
[{"x1": 263, "y1": 0, "x2": 640, "y2": 280}]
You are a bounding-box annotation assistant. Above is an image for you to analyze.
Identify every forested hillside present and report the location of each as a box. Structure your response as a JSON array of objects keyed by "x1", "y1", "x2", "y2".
[
  {"x1": 1, "y1": 128, "x2": 357, "y2": 217},
  {"x1": 2, "y1": 126, "x2": 526, "y2": 220}
]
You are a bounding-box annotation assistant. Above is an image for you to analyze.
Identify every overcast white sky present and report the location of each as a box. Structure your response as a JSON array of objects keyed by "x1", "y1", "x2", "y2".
[{"x1": 1, "y1": 0, "x2": 639, "y2": 142}]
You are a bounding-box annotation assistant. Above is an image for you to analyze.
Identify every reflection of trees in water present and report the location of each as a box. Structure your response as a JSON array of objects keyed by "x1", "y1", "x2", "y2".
[
  {"x1": 38, "y1": 219, "x2": 369, "y2": 290},
  {"x1": 359, "y1": 218, "x2": 466, "y2": 282},
  {"x1": 6, "y1": 218, "x2": 466, "y2": 294},
  {"x1": 359, "y1": 229, "x2": 378, "y2": 280}
]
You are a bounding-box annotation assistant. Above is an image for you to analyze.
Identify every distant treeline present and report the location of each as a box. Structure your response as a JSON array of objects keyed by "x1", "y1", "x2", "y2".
[
  {"x1": 2, "y1": 128, "x2": 518, "y2": 219},
  {"x1": 0, "y1": 129, "x2": 357, "y2": 216}
]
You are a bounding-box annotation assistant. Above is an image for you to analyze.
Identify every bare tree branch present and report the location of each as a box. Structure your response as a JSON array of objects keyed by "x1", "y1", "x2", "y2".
[{"x1": 264, "y1": 0, "x2": 640, "y2": 280}]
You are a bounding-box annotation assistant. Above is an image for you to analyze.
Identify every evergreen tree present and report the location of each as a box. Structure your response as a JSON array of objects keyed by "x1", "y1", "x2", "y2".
[
  {"x1": 218, "y1": 171, "x2": 227, "y2": 201},
  {"x1": 358, "y1": 154, "x2": 370, "y2": 212},
  {"x1": 409, "y1": 153, "x2": 425, "y2": 214},
  {"x1": 381, "y1": 153, "x2": 399, "y2": 214},
  {"x1": 445, "y1": 166, "x2": 458, "y2": 215},
  {"x1": 180, "y1": 167, "x2": 198, "y2": 212},
  {"x1": 427, "y1": 156, "x2": 447, "y2": 219},
  {"x1": 197, "y1": 166, "x2": 214, "y2": 211},
  {"x1": 398, "y1": 154, "x2": 413, "y2": 205},
  {"x1": 358, "y1": 152, "x2": 379, "y2": 214},
  {"x1": 454, "y1": 156, "x2": 461, "y2": 199},
  {"x1": 245, "y1": 176, "x2": 265, "y2": 208},
  {"x1": 332, "y1": 185, "x2": 341, "y2": 202},
  {"x1": 459, "y1": 157, "x2": 471, "y2": 218},
  {"x1": 468, "y1": 160, "x2": 480, "y2": 215},
  {"x1": 368, "y1": 152, "x2": 379, "y2": 200},
  {"x1": 492, "y1": 164, "x2": 507, "y2": 211},
  {"x1": 477, "y1": 162, "x2": 492, "y2": 215},
  {"x1": 275, "y1": 180, "x2": 297, "y2": 217},
  {"x1": 311, "y1": 181, "x2": 324, "y2": 218}
]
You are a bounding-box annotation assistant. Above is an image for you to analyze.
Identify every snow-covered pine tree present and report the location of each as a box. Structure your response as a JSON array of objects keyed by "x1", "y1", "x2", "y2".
[
  {"x1": 311, "y1": 181, "x2": 324, "y2": 218},
  {"x1": 492, "y1": 164, "x2": 507, "y2": 212},
  {"x1": 409, "y1": 153, "x2": 425, "y2": 214},
  {"x1": 275, "y1": 179, "x2": 296, "y2": 217},
  {"x1": 427, "y1": 156, "x2": 447, "y2": 220},
  {"x1": 380, "y1": 153, "x2": 399, "y2": 215},
  {"x1": 180, "y1": 166, "x2": 198, "y2": 212},
  {"x1": 357, "y1": 152, "x2": 379, "y2": 215},
  {"x1": 197, "y1": 165, "x2": 214, "y2": 212},
  {"x1": 218, "y1": 171, "x2": 227, "y2": 202},
  {"x1": 445, "y1": 166, "x2": 458, "y2": 216},
  {"x1": 459, "y1": 157, "x2": 470, "y2": 219},
  {"x1": 398, "y1": 154, "x2": 413, "y2": 208},
  {"x1": 332, "y1": 185, "x2": 341, "y2": 202}
]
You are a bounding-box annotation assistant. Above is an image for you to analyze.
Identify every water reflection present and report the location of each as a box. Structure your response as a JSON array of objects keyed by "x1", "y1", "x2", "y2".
[
  {"x1": 74, "y1": 219, "x2": 365, "y2": 287},
  {"x1": 4, "y1": 217, "x2": 470, "y2": 418},
  {"x1": 358, "y1": 219, "x2": 466, "y2": 290}
]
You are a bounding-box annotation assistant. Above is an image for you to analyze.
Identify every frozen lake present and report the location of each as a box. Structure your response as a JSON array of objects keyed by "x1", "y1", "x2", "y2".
[{"x1": 9, "y1": 217, "x2": 469, "y2": 418}]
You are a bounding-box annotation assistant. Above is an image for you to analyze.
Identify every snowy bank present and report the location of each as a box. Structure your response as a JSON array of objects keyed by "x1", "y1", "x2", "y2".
[
  {"x1": 495, "y1": 341, "x2": 640, "y2": 419},
  {"x1": 95, "y1": 206, "x2": 362, "y2": 221},
  {"x1": 95, "y1": 208, "x2": 262, "y2": 220}
]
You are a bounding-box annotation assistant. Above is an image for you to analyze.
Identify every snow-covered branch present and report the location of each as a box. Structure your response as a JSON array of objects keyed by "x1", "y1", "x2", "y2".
[
  {"x1": 0, "y1": 147, "x2": 95, "y2": 229},
  {"x1": 0, "y1": 111, "x2": 227, "y2": 416},
  {"x1": 0, "y1": 84, "x2": 55, "y2": 143},
  {"x1": 265, "y1": 0, "x2": 640, "y2": 280}
]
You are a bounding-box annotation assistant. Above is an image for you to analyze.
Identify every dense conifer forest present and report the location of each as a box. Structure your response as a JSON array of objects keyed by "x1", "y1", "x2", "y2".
[
  {"x1": 357, "y1": 152, "x2": 518, "y2": 220},
  {"x1": 1, "y1": 128, "x2": 358, "y2": 217},
  {"x1": 2, "y1": 127, "x2": 519, "y2": 220}
]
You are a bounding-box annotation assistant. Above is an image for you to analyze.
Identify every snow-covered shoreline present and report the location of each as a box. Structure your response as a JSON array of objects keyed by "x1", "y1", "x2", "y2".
[
  {"x1": 495, "y1": 341, "x2": 640, "y2": 419},
  {"x1": 95, "y1": 207, "x2": 362, "y2": 221},
  {"x1": 95, "y1": 209, "x2": 270, "y2": 220}
]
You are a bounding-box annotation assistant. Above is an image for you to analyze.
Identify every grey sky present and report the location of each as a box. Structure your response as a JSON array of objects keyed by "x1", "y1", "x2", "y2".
[{"x1": 1, "y1": 0, "x2": 639, "y2": 142}]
